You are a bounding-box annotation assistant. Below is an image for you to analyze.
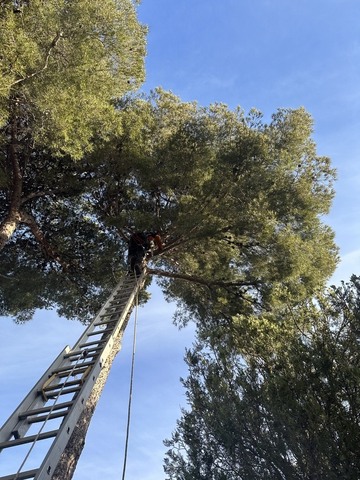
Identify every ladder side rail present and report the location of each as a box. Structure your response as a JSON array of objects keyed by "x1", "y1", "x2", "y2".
[
  {"x1": 101, "y1": 273, "x2": 145, "y2": 357},
  {"x1": 0, "y1": 347, "x2": 71, "y2": 444},
  {"x1": 70, "y1": 276, "x2": 132, "y2": 350},
  {"x1": 34, "y1": 360, "x2": 104, "y2": 480},
  {"x1": 34, "y1": 271, "x2": 146, "y2": 480}
]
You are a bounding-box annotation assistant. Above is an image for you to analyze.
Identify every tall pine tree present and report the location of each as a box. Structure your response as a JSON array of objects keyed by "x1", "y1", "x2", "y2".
[{"x1": 165, "y1": 277, "x2": 360, "y2": 480}]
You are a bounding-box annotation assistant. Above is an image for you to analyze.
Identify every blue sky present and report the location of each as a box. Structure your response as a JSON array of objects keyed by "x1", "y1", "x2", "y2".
[{"x1": 1, "y1": 1, "x2": 360, "y2": 479}]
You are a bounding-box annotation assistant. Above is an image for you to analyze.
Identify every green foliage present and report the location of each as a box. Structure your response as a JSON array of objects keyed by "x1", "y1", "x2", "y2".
[
  {"x1": 164, "y1": 277, "x2": 360, "y2": 479},
  {"x1": 96, "y1": 90, "x2": 337, "y2": 328},
  {"x1": 1, "y1": 87, "x2": 337, "y2": 323},
  {"x1": 0, "y1": 203, "x2": 127, "y2": 323},
  {"x1": 0, "y1": 0, "x2": 146, "y2": 157},
  {"x1": 0, "y1": 0, "x2": 146, "y2": 320}
]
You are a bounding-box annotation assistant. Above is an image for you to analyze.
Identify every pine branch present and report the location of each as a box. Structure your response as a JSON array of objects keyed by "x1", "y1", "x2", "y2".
[
  {"x1": 21, "y1": 190, "x2": 52, "y2": 204},
  {"x1": 19, "y1": 210, "x2": 70, "y2": 270},
  {"x1": 147, "y1": 267, "x2": 258, "y2": 289},
  {"x1": 9, "y1": 31, "x2": 63, "y2": 87}
]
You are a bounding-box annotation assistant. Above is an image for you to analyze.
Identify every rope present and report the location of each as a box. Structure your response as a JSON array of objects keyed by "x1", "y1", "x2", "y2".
[{"x1": 121, "y1": 286, "x2": 139, "y2": 480}]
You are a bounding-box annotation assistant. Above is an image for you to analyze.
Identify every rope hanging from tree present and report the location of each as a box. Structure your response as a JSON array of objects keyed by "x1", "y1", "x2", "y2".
[{"x1": 121, "y1": 287, "x2": 139, "y2": 480}]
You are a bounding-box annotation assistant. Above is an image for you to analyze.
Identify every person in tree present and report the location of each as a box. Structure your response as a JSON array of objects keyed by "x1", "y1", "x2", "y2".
[
  {"x1": 128, "y1": 232, "x2": 149, "y2": 275},
  {"x1": 127, "y1": 231, "x2": 164, "y2": 275},
  {"x1": 147, "y1": 231, "x2": 164, "y2": 254}
]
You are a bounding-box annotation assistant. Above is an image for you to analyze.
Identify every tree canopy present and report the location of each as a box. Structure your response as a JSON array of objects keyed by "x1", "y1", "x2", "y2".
[
  {"x1": 92, "y1": 90, "x2": 337, "y2": 324},
  {"x1": 0, "y1": 0, "x2": 146, "y2": 156},
  {"x1": 164, "y1": 276, "x2": 360, "y2": 480},
  {"x1": 1, "y1": 87, "x2": 337, "y2": 322},
  {"x1": 0, "y1": 0, "x2": 146, "y2": 321}
]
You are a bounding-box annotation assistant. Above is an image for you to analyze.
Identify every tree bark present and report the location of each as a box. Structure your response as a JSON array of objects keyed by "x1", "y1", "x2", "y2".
[
  {"x1": 0, "y1": 115, "x2": 23, "y2": 250},
  {"x1": 0, "y1": 210, "x2": 21, "y2": 250}
]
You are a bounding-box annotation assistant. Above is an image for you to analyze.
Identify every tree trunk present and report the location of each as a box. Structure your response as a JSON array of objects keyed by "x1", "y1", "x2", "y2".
[
  {"x1": 0, "y1": 210, "x2": 21, "y2": 250},
  {"x1": 0, "y1": 116, "x2": 23, "y2": 251}
]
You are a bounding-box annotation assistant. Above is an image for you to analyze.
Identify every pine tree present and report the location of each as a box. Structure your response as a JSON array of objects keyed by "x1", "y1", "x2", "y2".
[
  {"x1": 1, "y1": 89, "x2": 338, "y2": 323},
  {"x1": 95, "y1": 89, "x2": 337, "y2": 323},
  {"x1": 164, "y1": 276, "x2": 360, "y2": 480},
  {"x1": 0, "y1": 0, "x2": 146, "y2": 249}
]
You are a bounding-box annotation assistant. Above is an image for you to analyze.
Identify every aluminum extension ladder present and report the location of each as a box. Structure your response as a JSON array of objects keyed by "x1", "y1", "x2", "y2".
[{"x1": 0, "y1": 271, "x2": 146, "y2": 480}]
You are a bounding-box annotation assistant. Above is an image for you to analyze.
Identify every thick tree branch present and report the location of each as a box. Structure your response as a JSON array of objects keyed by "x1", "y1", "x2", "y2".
[
  {"x1": 0, "y1": 113, "x2": 23, "y2": 250},
  {"x1": 8, "y1": 113, "x2": 23, "y2": 205},
  {"x1": 147, "y1": 267, "x2": 258, "y2": 289},
  {"x1": 19, "y1": 210, "x2": 70, "y2": 270},
  {"x1": 20, "y1": 190, "x2": 52, "y2": 204}
]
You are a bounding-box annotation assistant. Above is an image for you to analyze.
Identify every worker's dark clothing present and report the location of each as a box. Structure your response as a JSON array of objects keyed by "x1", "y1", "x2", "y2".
[{"x1": 128, "y1": 232, "x2": 149, "y2": 275}]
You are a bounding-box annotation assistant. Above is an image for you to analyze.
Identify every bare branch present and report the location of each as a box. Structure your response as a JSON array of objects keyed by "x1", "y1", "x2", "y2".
[
  {"x1": 9, "y1": 31, "x2": 63, "y2": 88},
  {"x1": 21, "y1": 190, "x2": 52, "y2": 204}
]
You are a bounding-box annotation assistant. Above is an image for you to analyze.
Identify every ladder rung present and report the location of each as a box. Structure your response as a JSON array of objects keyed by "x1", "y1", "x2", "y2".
[
  {"x1": 19, "y1": 401, "x2": 74, "y2": 419},
  {"x1": 52, "y1": 360, "x2": 94, "y2": 374},
  {"x1": 79, "y1": 339, "x2": 106, "y2": 348},
  {"x1": 55, "y1": 366, "x2": 89, "y2": 378},
  {"x1": 0, "y1": 468, "x2": 38, "y2": 480},
  {"x1": 94, "y1": 319, "x2": 118, "y2": 327},
  {"x1": 99, "y1": 310, "x2": 124, "y2": 318},
  {"x1": 87, "y1": 327, "x2": 114, "y2": 336},
  {"x1": 106, "y1": 307, "x2": 125, "y2": 313},
  {"x1": 110, "y1": 297, "x2": 130, "y2": 303},
  {"x1": 63, "y1": 347, "x2": 102, "y2": 359},
  {"x1": 27, "y1": 409, "x2": 69, "y2": 424},
  {"x1": 43, "y1": 379, "x2": 81, "y2": 391},
  {"x1": 0, "y1": 430, "x2": 58, "y2": 449},
  {"x1": 110, "y1": 297, "x2": 128, "y2": 302},
  {"x1": 108, "y1": 302, "x2": 126, "y2": 308},
  {"x1": 106, "y1": 299, "x2": 128, "y2": 305},
  {"x1": 42, "y1": 386, "x2": 82, "y2": 398}
]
